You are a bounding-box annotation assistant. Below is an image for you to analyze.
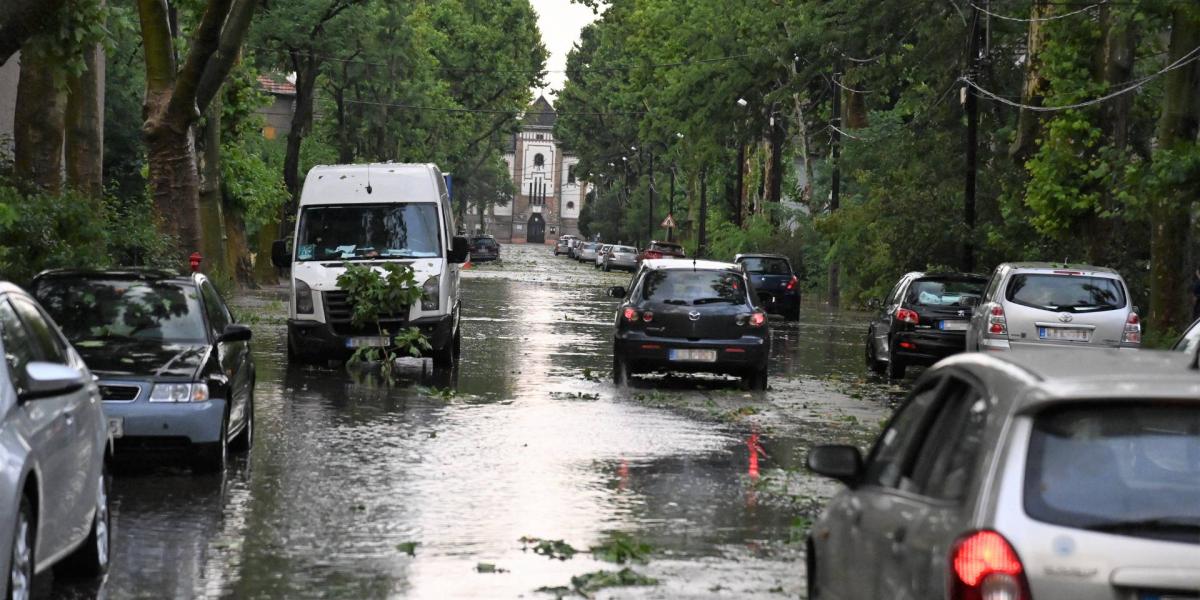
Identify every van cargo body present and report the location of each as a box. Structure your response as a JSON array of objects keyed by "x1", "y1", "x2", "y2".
[{"x1": 282, "y1": 163, "x2": 467, "y2": 366}]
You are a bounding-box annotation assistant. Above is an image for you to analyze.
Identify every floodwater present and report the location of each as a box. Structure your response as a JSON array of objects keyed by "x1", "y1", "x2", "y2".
[{"x1": 44, "y1": 245, "x2": 903, "y2": 599}]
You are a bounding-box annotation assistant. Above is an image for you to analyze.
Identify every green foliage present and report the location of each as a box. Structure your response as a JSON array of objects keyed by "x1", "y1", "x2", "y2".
[
  {"x1": 589, "y1": 533, "x2": 653, "y2": 565},
  {"x1": 569, "y1": 568, "x2": 657, "y2": 594},
  {"x1": 221, "y1": 135, "x2": 289, "y2": 234},
  {"x1": 335, "y1": 263, "x2": 431, "y2": 375},
  {"x1": 520, "y1": 537, "x2": 578, "y2": 561}
]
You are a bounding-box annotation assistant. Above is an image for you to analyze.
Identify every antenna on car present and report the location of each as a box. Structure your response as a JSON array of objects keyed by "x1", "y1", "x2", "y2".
[{"x1": 365, "y1": 162, "x2": 373, "y2": 195}]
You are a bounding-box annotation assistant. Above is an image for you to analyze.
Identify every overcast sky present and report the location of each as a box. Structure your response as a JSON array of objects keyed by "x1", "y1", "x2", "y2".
[{"x1": 530, "y1": 0, "x2": 599, "y2": 101}]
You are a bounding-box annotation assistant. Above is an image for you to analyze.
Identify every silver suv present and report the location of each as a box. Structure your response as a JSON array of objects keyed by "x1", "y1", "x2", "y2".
[
  {"x1": 806, "y1": 349, "x2": 1200, "y2": 599},
  {"x1": 965, "y1": 263, "x2": 1140, "y2": 353}
]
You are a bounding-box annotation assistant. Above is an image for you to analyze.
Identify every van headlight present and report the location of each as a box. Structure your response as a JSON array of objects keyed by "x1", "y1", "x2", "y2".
[
  {"x1": 149, "y1": 383, "x2": 209, "y2": 403},
  {"x1": 421, "y1": 276, "x2": 440, "y2": 311},
  {"x1": 295, "y1": 279, "x2": 314, "y2": 314}
]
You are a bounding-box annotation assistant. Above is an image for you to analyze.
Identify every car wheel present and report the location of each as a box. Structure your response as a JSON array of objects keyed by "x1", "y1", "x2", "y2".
[
  {"x1": 787, "y1": 304, "x2": 801, "y2": 322},
  {"x1": 742, "y1": 365, "x2": 768, "y2": 391},
  {"x1": 886, "y1": 351, "x2": 907, "y2": 380},
  {"x1": 865, "y1": 333, "x2": 886, "y2": 374},
  {"x1": 192, "y1": 414, "x2": 229, "y2": 474},
  {"x1": 613, "y1": 354, "x2": 630, "y2": 387},
  {"x1": 806, "y1": 539, "x2": 820, "y2": 600},
  {"x1": 61, "y1": 466, "x2": 110, "y2": 578},
  {"x1": 603, "y1": 263, "x2": 610, "y2": 272},
  {"x1": 8, "y1": 494, "x2": 33, "y2": 600},
  {"x1": 230, "y1": 386, "x2": 254, "y2": 453}
]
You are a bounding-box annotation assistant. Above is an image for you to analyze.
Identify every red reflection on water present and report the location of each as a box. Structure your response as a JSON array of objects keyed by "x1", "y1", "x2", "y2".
[
  {"x1": 617, "y1": 458, "x2": 630, "y2": 491},
  {"x1": 747, "y1": 433, "x2": 762, "y2": 480}
]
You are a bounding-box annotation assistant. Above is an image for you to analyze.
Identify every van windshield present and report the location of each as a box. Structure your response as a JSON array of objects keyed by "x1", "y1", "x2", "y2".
[{"x1": 296, "y1": 204, "x2": 441, "y2": 261}]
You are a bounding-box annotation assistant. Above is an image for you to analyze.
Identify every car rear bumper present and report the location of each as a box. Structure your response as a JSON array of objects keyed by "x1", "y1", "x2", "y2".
[
  {"x1": 289, "y1": 315, "x2": 454, "y2": 360},
  {"x1": 999, "y1": 339, "x2": 1139, "y2": 352},
  {"x1": 893, "y1": 330, "x2": 967, "y2": 365},
  {"x1": 104, "y1": 397, "x2": 228, "y2": 446},
  {"x1": 614, "y1": 332, "x2": 769, "y2": 374},
  {"x1": 470, "y1": 251, "x2": 499, "y2": 261},
  {"x1": 755, "y1": 291, "x2": 800, "y2": 315}
]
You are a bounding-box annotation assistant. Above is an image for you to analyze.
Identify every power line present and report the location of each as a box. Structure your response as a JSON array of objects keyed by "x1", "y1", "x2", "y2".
[{"x1": 968, "y1": 0, "x2": 1103, "y2": 22}]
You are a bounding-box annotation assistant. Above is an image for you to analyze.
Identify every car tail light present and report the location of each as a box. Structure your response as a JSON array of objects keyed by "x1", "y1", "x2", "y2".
[
  {"x1": 1122, "y1": 311, "x2": 1141, "y2": 345},
  {"x1": 786, "y1": 275, "x2": 798, "y2": 290},
  {"x1": 748, "y1": 311, "x2": 767, "y2": 327},
  {"x1": 986, "y1": 305, "x2": 1008, "y2": 337},
  {"x1": 642, "y1": 311, "x2": 654, "y2": 323},
  {"x1": 896, "y1": 308, "x2": 919, "y2": 324},
  {"x1": 646, "y1": 251, "x2": 663, "y2": 259},
  {"x1": 950, "y1": 530, "x2": 1029, "y2": 600},
  {"x1": 623, "y1": 307, "x2": 638, "y2": 322}
]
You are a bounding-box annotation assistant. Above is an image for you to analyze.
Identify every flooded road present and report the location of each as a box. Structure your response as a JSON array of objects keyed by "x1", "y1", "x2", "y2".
[{"x1": 47, "y1": 245, "x2": 903, "y2": 599}]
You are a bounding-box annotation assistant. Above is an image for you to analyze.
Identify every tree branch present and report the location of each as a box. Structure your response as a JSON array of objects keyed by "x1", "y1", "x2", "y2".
[
  {"x1": 0, "y1": 0, "x2": 67, "y2": 65},
  {"x1": 195, "y1": 0, "x2": 259, "y2": 113},
  {"x1": 166, "y1": 0, "x2": 234, "y2": 125}
]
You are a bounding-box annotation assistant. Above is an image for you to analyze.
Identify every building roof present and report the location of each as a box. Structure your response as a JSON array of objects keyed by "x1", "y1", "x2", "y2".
[
  {"x1": 523, "y1": 96, "x2": 556, "y2": 129},
  {"x1": 258, "y1": 75, "x2": 296, "y2": 96}
]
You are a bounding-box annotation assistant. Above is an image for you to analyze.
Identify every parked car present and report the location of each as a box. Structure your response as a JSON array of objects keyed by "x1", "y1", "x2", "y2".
[
  {"x1": 866, "y1": 271, "x2": 987, "y2": 379},
  {"x1": 567, "y1": 238, "x2": 582, "y2": 259},
  {"x1": 603, "y1": 245, "x2": 639, "y2": 272},
  {"x1": 806, "y1": 348, "x2": 1200, "y2": 600},
  {"x1": 965, "y1": 263, "x2": 1140, "y2": 354},
  {"x1": 270, "y1": 163, "x2": 468, "y2": 367},
  {"x1": 1173, "y1": 317, "x2": 1200, "y2": 354},
  {"x1": 469, "y1": 235, "x2": 501, "y2": 262},
  {"x1": 555, "y1": 235, "x2": 577, "y2": 256},
  {"x1": 1, "y1": 282, "x2": 111, "y2": 597},
  {"x1": 609, "y1": 260, "x2": 770, "y2": 390},
  {"x1": 577, "y1": 242, "x2": 600, "y2": 263},
  {"x1": 735, "y1": 253, "x2": 802, "y2": 321},
  {"x1": 32, "y1": 269, "x2": 255, "y2": 473},
  {"x1": 638, "y1": 240, "x2": 686, "y2": 263},
  {"x1": 594, "y1": 244, "x2": 612, "y2": 269}
]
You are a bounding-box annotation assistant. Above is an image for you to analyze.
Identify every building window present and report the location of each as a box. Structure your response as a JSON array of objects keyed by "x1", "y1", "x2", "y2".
[
  {"x1": 567, "y1": 165, "x2": 576, "y2": 184},
  {"x1": 567, "y1": 201, "x2": 575, "y2": 210},
  {"x1": 533, "y1": 153, "x2": 545, "y2": 167},
  {"x1": 535, "y1": 134, "x2": 544, "y2": 140}
]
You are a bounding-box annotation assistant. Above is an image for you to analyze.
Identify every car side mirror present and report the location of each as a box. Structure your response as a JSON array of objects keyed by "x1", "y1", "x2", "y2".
[
  {"x1": 867, "y1": 298, "x2": 882, "y2": 309},
  {"x1": 609, "y1": 286, "x2": 626, "y2": 298},
  {"x1": 20, "y1": 362, "x2": 86, "y2": 402},
  {"x1": 217, "y1": 323, "x2": 253, "y2": 344},
  {"x1": 271, "y1": 239, "x2": 291, "y2": 268},
  {"x1": 807, "y1": 444, "x2": 864, "y2": 487},
  {"x1": 449, "y1": 236, "x2": 470, "y2": 264}
]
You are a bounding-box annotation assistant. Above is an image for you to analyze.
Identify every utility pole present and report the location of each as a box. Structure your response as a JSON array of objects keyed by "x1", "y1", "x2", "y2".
[
  {"x1": 829, "y1": 61, "x2": 843, "y2": 309},
  {"x1": 964, "y1": 0, "x2": 986, "y2": 273},
  {"x1": 698, "y1": 168, "x2": 708, "y2": 257},
  {"x1": 667, "y1": 167, "x2": 675, "y2": 242},
  {"x1": 648, "y1": 150, "x2": 656, "y2": 241}
]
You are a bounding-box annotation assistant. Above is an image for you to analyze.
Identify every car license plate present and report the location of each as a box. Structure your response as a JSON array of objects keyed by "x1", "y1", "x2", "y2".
[
  {"x1": 939, "y1": 320, "x2": 968, "y2": 331},
  {"x1": 107, "y1": 417, "x2": 124, "y2": 439},
  {"x1": 1039, "y1": 327, "x2": 1090, "y2": 342},
  {"x1": 669, "y1": 349, "x2": 717, "y2": 362},
  {"x1": 346, "y1": 336, "x2": 390, "y2": 348}
]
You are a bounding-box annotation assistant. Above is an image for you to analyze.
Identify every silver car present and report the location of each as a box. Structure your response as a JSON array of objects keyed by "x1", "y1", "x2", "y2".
[
  {"x1": 604, "y1": 245, "x2": 639, "y2": 272},
  {"x1": 806, "y1": 349, "x2": 1200, "y2": 600},
  {"x1": 594, "y1": 244, "x2": 612, "y2": 269},
  {"x1": 577, "y1": 242, "x2": 600, "y2": 262},
  {"x1": 0, "y1": 283, "x2": 111, "y2": 599},
  {"x1": 965, "y1": 263, "x2": 1140, "y2": 353}
]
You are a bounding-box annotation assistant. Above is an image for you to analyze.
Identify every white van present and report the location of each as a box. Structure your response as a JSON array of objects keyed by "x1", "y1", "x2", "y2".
[{"x1": 271, "y1": 163, "x2": 469, "y2": 366}]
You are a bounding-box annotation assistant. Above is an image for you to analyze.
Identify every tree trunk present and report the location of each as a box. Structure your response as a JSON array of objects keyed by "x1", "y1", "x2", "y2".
[
  {"x1": 766, "y1": 119, "x2": 785, "y2": 205},
  {"x1": 1149, "y1": 7, "x2": 1200, "y2": 336},
  {"x1": 1010, "y1": 0, "x2": 1052, "y2": 162},
  {"x1": 13, "y1": 47, "x2": 67, "y2": 193},
  {"x1": 65, "y1": 33, "x2": 105, "y2": 197},
  {"x1": 284, "y1": 58, "x2": 318, "y2": 203},
  {"x1": 145, "y1": 120, "x2": 203, "y2": 252},
  {"x1": 0, "y1": 0, "x2": 67, "y2": 66}
]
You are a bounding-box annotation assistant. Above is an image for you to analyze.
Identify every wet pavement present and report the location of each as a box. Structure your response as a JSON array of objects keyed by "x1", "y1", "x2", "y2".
[{"x1": 45, "y1": 245, "x2": 907, "y2": 599}]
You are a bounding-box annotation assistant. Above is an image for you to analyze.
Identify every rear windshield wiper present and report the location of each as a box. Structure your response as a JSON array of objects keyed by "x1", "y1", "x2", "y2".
[
  {"x1": 1084, "y1": 517, "x2": 1200, "y2": 533},
  {"x1": 661, "y1": 299, "x2": 689, "y2": 305},
  {"x1": 693, "y1": 297, "x2": 737, "y2": 305}
]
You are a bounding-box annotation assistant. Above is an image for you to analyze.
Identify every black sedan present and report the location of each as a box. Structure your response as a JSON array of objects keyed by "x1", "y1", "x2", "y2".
[
  {"x1": 32, "y1": 269, "x2": 255, "y2": 473},
  {"x1": 735, "y1": 253, "x2": 801, "y2": 320},
  {"x1": 610, "y1": 260, "x2": 770, "y2": 390},
  {"x1": 865, "y1": 271, "x2": 987, "y2": 379},
  {"x1": 469, "y1": 235, "x2": 501, "y2": 262}
]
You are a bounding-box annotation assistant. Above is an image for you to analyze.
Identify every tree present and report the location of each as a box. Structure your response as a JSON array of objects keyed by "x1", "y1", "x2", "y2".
[
  {"x1": 136, "y1": 0, "x2": 257, "y2": 254},
  {"x1": 0, "y1": 0, "x2": 67, "y2": 65}
]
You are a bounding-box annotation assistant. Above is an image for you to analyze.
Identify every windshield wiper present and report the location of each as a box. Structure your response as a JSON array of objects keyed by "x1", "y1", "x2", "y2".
[
  {"x1": 1085, "y1": 517, "x2": 1200, "y2": 533},
  {"x1": 693, "y1": 297, "x2": 737, "y2": 305},
  {"x1": 662, "y1": 299, "x2": 689, "y2": 305}
]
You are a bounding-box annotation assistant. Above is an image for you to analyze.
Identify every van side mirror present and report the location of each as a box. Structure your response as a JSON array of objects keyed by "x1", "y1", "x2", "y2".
[
  {"x1": 449, "y1": 236, "x2": 470, "y2": 264},
  {"x1": 271, "y1": 240, "x2": 291, "y2": 268},
  {"x1": 217, "y1": 323, "x2": 253, "y2": 344},
  {"x1": 20, "y1": 362, "x2": 86, "y2": 402},
  {"x1": 807, "y1": 445, "x2": 864, "y2": 487},
  {"x1": 608, "y1": 286, "x2": 626, "y2": 298}
]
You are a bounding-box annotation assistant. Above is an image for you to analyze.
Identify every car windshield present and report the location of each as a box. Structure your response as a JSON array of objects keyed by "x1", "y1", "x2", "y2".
[
  {"x1": 640, "y1": 270, "x2": 747, "y2": 305},
  {"x1": 1175, "y1": 321, "x2": 1200, "y2": 354},
  {"x1": 34, "y1": 278, "x2": 207, "y2": 345},
  {"x1": 295, "y1": 203, "x2": 441, "y2": 261},
  {"x1": 906, "y1": 278, "x2": 985, "y2": 307},
  {"x1": 740, "y1": 257, "x2": 791, "y2": 275},
  {"x1": 1025, "y1": 403, "x2": 1200, "y2": 542},
  {"x1": 1007, "y1": 273, "x2": 1125, "y2": 312},
  {"x1": 472, "y1": 238, "x2": 496, "y2": 248}
]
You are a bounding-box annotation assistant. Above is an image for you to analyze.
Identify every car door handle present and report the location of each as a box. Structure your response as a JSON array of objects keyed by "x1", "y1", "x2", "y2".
[{"x1": 888, "y1": 527, "x2": 907, "y2": 552}]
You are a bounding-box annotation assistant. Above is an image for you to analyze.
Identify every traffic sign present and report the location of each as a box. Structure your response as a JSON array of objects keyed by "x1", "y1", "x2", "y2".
[{"x1": 661, "y1": 213, "x2": 676, "y2": 229}]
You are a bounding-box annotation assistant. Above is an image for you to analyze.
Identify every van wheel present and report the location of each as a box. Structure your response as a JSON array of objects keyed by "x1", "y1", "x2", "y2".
[
  {"x1": 432, "y1": 328, "x2": 459, "y2": 368},
  {"x1": 61, "y1": 466, "x2": 110, "y2": 578},
  {"x1": 9, "y1": 494, "x2": 33, "y2": 600}
]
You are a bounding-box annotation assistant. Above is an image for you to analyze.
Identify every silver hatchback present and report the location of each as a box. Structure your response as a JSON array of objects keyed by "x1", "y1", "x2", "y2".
[
  {"x1": 806, "y1": 349, "x2": 1200, "y2": 600},
  {"x1": 604, "y1": 245, "x2": 639, "y2": 272},
  {"x1": 965, "y1": 263, "x2": 1140, "y2": 353}
]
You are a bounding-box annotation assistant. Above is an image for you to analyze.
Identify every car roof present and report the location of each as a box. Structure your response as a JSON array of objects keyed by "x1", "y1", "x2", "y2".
[
  {"x1": 300, "y1": 163, "x2": 442, "y2": 206},
  {"x1": 648, "y1": 240, "x2": 683, "y2": 247},
  {"x1": 998, "y1": 262, "x2": 1121, "y2": 276},
  {"x1": 734, "y1": 253, "x2": 789, "y2": 261},
  {"x1": 34, "y1": 268, "x2": 195, "y2": 285},
  {"x1": 905, "y1": 271, "x2": 988, "y2": 280},
  {"x1": 0, "y1": 281, "x2": 28, "y2": 296},
  {"x1": 642, "y1": 258, "x2": 740, "y2": 272},
  {"x1": 935, "y1": 350, "x2": 1200, "y2": 409}
]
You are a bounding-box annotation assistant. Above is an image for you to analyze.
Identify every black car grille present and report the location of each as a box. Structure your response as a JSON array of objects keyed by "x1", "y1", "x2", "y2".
[
  {"x1": 324, "y1": 291, "x2": 410, "y2": 336},
  {"x1": 100, "y1": 384, "x2": 140, "y2": 401}
]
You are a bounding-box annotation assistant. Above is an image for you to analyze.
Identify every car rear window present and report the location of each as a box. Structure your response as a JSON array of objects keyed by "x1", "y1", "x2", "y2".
[
  {"x1": 650, "y1": 243, "x2": 684, "y2": 254},
  {"x1": 906, "y1": 277, "x2": 985, "y2": 307},
  {"x1": 740, "y1": 257, "x2": 791, "y2": 275},
  {"x1": 1024, "y1": 403, "x2": 1200, "y2": 543},
  {"x1": 472, "y1": 238, "x2": 497, "y2": 248},
  {"x1": 34, "y1": 278, "x2": 207, "y2": 345},
  {"x1": 1006, "y1": 273, "x2": 1125, "y2": 313},
  {"x1": 640, "y1": 270, "x2": 747, "y2": 305},
  {"x1": 612, "y1": 246, "x2": 635, "y2": 253}
]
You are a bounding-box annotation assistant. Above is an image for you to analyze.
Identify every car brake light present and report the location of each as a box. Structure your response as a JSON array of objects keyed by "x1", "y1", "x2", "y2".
[
  {"x1": 1122, "y1": 311, "x2": 1141, "y2": 345},
  {"x1": 987, "y1": 305, "x2": 1008, "y2": 337},
  {"x1": 950, "y1": 530, "x2": 1029, "y2": 600},
  {"x1": 623, "y1": 307, "x2": 638, "y2": 322},
  {"x1": 748, "y1": 312, "x2": 767, "y2": 327},
  {"x1": 642, "y1": 311, "x2": 654, "y2": 323},
  {"x1": 896, "y1": 308, "x2": 919, "y2": 324},
  {"x1": 786, "y1": 275, "x2": 797, "y2": 291},
  {"x1": 1052, "y1": 270, "x2": 1083, "y2": 275}
]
